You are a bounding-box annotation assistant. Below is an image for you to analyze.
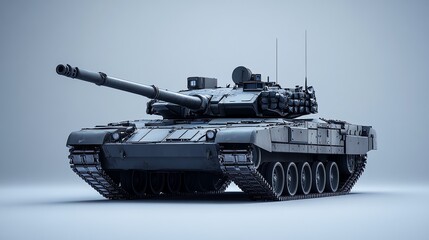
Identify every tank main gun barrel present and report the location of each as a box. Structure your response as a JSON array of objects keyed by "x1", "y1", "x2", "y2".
[{"x1": 56, "y1": 64, "x2": 207, "y2": 111}]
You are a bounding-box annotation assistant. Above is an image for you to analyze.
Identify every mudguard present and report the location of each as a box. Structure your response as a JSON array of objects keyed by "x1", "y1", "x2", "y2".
[
  {"x1": 215, "y1": 127, "x2": 272, "y2": 152},
  {"x1": 67, "y1": 129, "x2": 117, "y2": 146}
]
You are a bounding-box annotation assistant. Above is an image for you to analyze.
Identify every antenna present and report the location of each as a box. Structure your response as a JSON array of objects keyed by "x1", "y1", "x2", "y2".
[
  {"x1": 305, "y1": 30, "x2": 308, "y2": 90},
  {"x1": 276, "y1": 38, "x2": 278, "y2": 84}
]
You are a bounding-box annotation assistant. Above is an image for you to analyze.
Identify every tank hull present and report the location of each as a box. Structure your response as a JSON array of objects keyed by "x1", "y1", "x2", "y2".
[{"x1": 67, "y1": 118, "x2": 375, "y2": 200}]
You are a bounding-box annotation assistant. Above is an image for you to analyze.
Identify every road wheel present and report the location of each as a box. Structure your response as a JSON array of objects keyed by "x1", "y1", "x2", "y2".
[
  {"x1": 165, "y1": 172, "x2": 181, "y2": 194},
  {"x1": 311, "y1": 162, "x2": 326, "y2": 193},
  {"x1": 120, "y1": 170, "x2": 134, "y2": 194},
  {"x1": 339, "y1": 155, "x2": 356, "y2": 174},
  {"x1": 183, "y1": 172, "x2": 200, "y2": 193},
  {"x1": 298, "y1": 162, "x2": 312, "y2": 195},
  {"x1": 149, "y1": 172, "x2": 165, "y2": 194},
  {"x1": 325, "y1": 162, "x2": 339, "y2": 192},
  {"x1": 283, "y1": 162, "x2": 298, "y2": 196},
  {"x1": 132, "y1": 171, "x2": 148, "y2": 196},
  {"x1": 264, "y1": 162, "x2": 285, "y2": 196}
]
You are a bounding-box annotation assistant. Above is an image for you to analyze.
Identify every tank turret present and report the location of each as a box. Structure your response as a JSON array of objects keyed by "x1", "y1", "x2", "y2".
[{"x1": 56, "y1": 64, "x2": 317, "y2": 119}]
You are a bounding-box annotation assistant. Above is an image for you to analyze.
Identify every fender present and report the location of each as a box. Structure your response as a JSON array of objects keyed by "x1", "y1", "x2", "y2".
[
  {"x1": 215, "y1": 127, "x2": 272, "y2": 152},
  {"x1": 67, "y1": 129, "x2": 117, "y2": 146}
]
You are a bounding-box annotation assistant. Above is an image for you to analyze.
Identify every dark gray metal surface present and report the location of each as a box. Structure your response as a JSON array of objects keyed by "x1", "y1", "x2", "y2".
[
  {"x1": 56, "y1": 64, "x2": 207, "y2": 111},
  {"x1": 57, "y1": 64, "x2": 377, "y2": 201},
  {"x1": 56, "y1": 64, "x2": 317, "y2": 119}
]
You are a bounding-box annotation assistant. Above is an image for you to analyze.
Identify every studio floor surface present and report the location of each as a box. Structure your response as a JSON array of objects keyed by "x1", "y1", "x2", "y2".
[{"x1": 0, "y1": 183, "x2": 427, "y2": 240}]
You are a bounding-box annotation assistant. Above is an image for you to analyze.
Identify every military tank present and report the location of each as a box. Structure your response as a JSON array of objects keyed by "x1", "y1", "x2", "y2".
[{"x1": 56, "y1": 64, "x2": 377, "y2": 201}]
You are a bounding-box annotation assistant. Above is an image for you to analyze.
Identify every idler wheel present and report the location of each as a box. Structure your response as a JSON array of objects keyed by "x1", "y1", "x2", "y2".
[
  {"x1": 132, "y1": 171, "x2": 148, "y2": 196},
  {"x1": 311, "y1": 162, "x2": 326, "y2": 193},
  {"x1": 251, "y1": 146, "x2": 261, "y2": 169},
  {"x1": 149, "y1": 172, "x2": 165, "y2": 195},
  {"x1": 165, "y1": 172, "x2": 182, "y2": 194},
  {"x1": 283, "y1": 162, "x2": 298, "y2": 196},
  {"x1": 298, "y1": 162, "x2": 312, "y2": 195},
  {"x1": 264, "y1": 162, "x2": 285, "y2": 196},
  {"x1": 325, "y1": 162, "x2": 339, "y2": 192}
]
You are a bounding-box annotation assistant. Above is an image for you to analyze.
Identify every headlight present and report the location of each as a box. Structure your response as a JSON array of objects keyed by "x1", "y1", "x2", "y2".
[
  {"x1": 112, "y1": 132, "x2": 120, "y2": 141},
  {"x1": 206, "y1": 130, "x2": 216, "y2": 141}
]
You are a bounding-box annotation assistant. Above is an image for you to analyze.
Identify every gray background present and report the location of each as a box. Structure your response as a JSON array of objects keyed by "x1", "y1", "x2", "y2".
[
  {"x1": 0, "y1": 1, "x2": 429, "y2": 186},
  {"x1": 1, "y1": 0, "x2": 428, "y2": 239},
  {"x1": 1, "y1": 0, "x2": 428, "y2": 185}
]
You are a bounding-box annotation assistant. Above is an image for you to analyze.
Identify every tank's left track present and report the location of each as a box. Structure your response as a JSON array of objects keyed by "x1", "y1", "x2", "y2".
[
  {"x1": 69, "y1": 148, "x2": 130, "y2": 199},
  {"x1": 69, "y1": 148, "x2": 230, "y2": 200}
]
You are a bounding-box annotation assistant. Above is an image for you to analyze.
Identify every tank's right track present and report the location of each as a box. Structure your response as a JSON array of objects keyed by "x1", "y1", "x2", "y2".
[{"x1": 218, "y1": 148, "x2": 366, "y2": 201}]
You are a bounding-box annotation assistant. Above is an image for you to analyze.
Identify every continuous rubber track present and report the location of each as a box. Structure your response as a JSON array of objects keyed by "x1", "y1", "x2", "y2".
[{"x1": 69, "y1": 147, "x2": 366, "y2": 201}]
